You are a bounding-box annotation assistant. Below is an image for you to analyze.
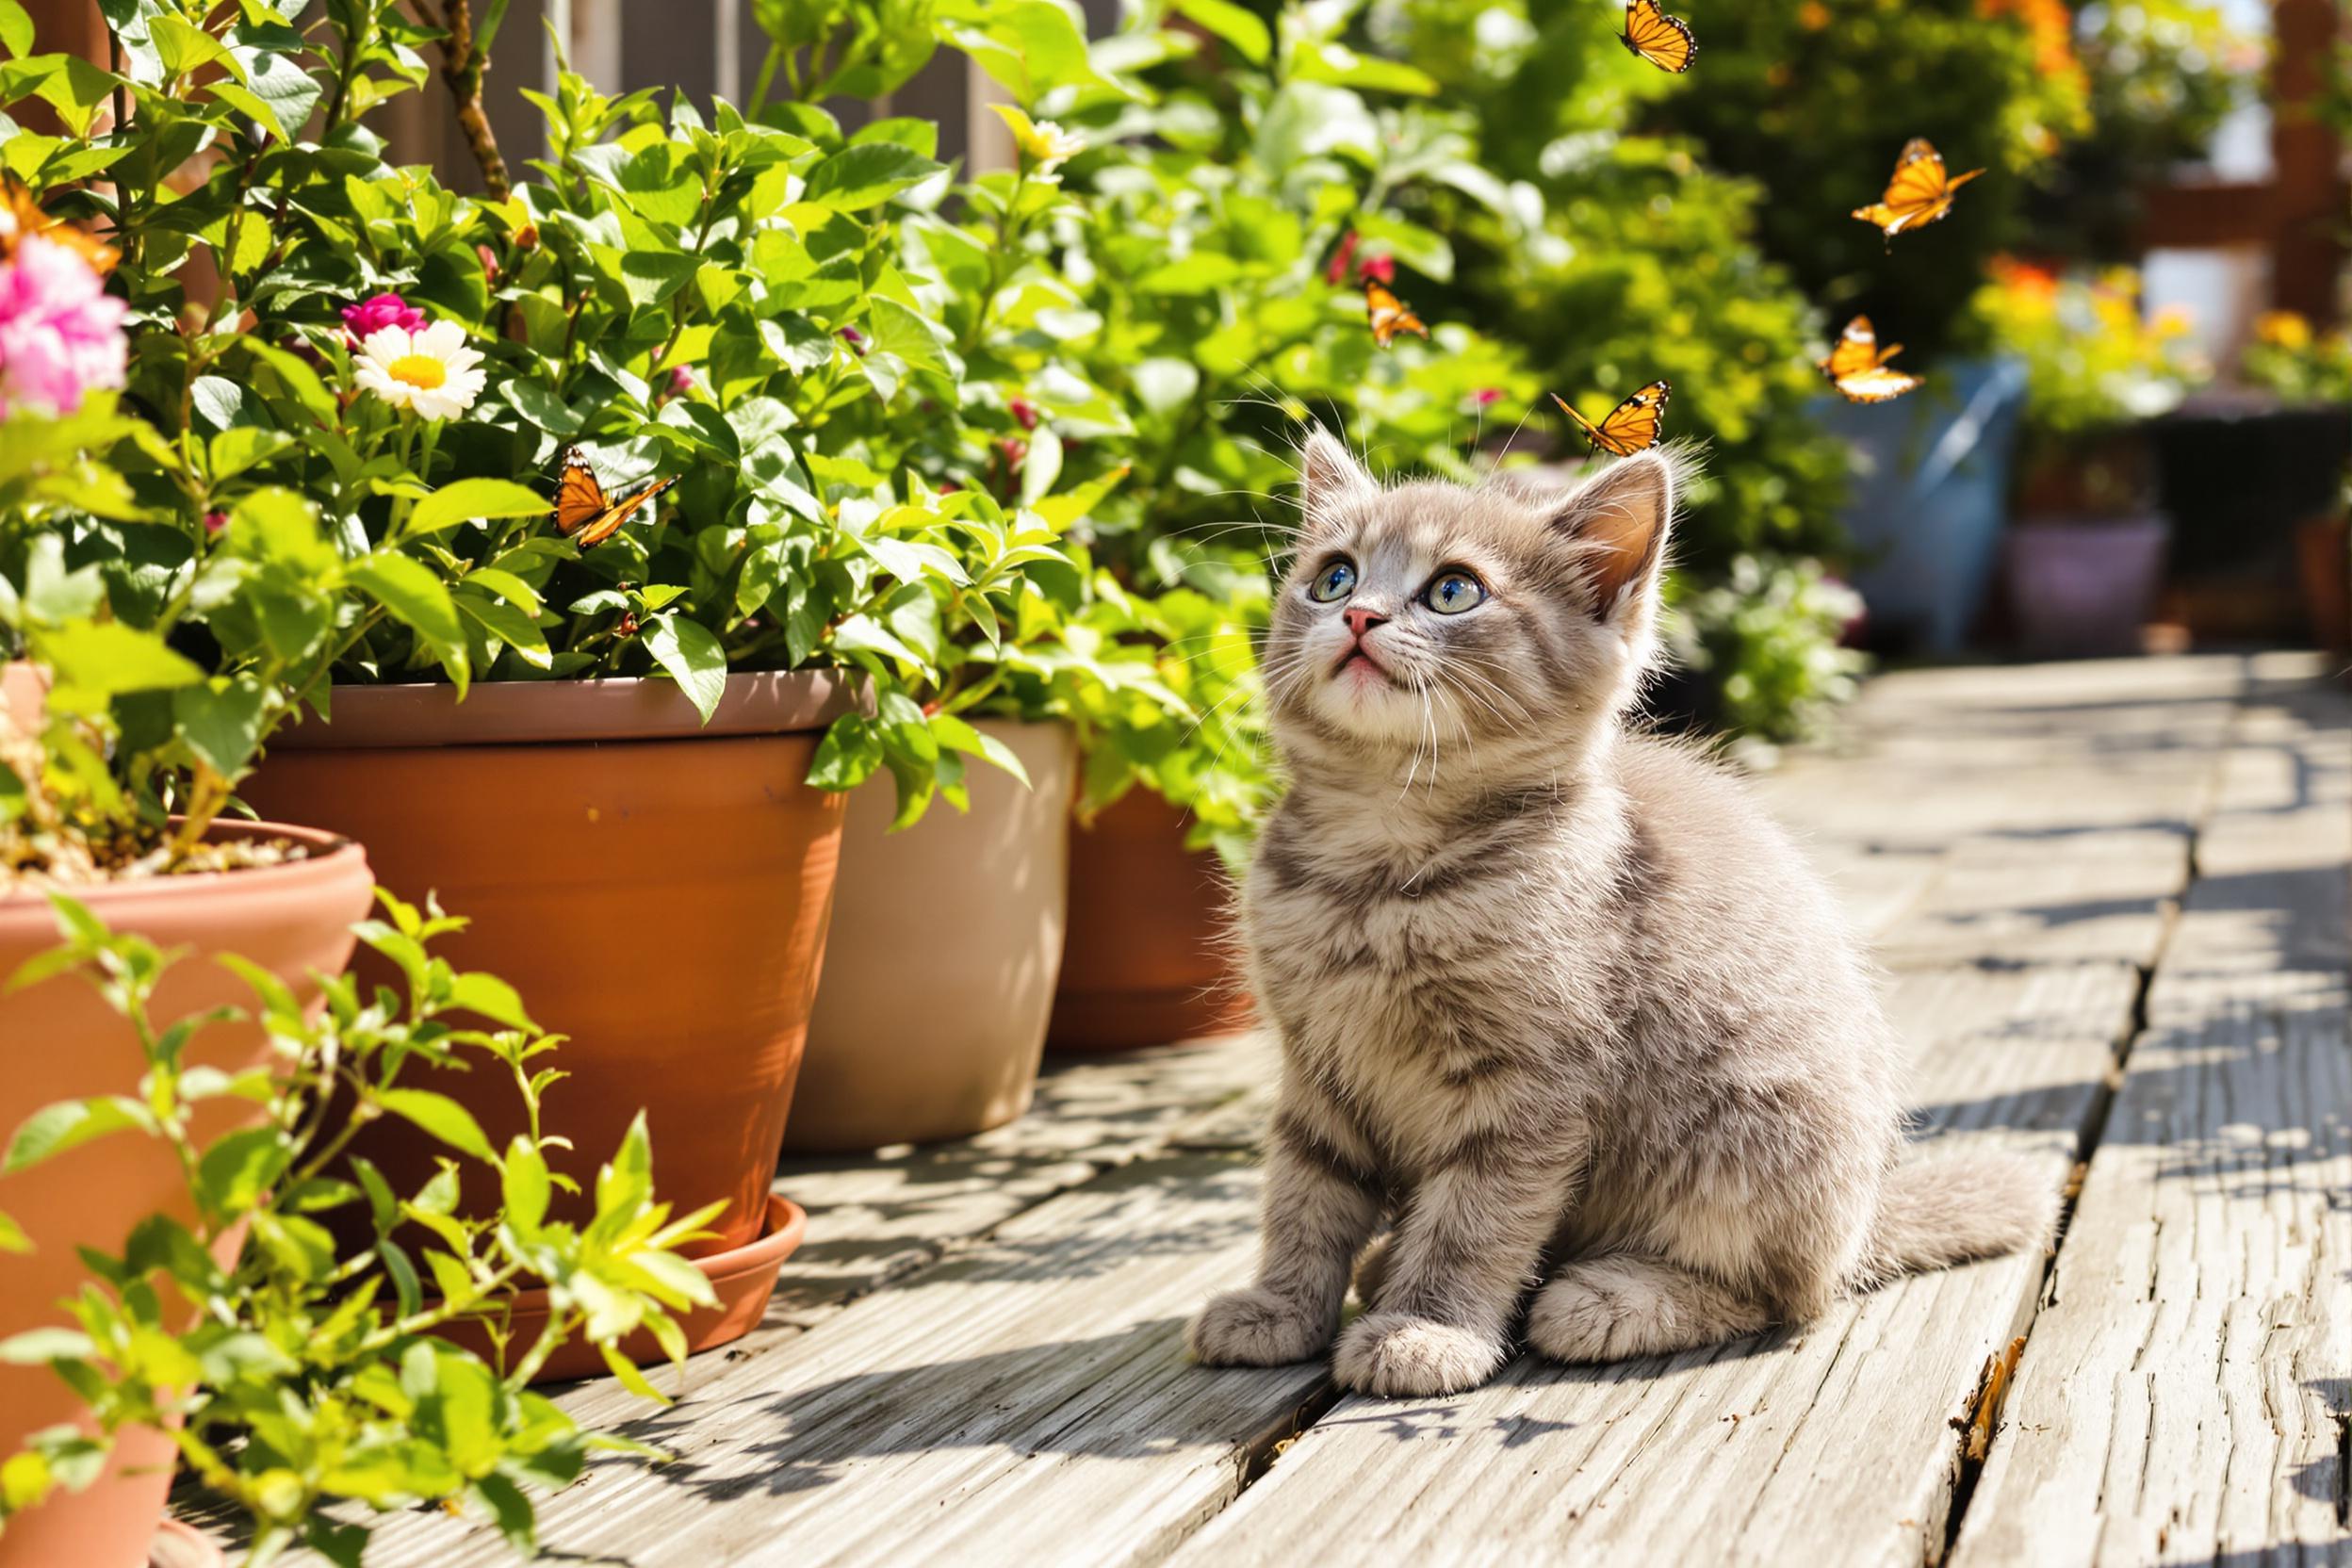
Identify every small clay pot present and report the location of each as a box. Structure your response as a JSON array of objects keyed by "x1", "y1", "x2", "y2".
[
  {"x1": 238, "y1": 673, "x2": 858, "y2": 1258},
  {"x1": 1047, "y1": 789, "x2": 1253, "y2": 1052},
  {"x1": 785, "y1": 719, "x2": 1075, "y2": 1152},
  {"x1": 435, "y1": 1193, "x2": 807, "y2": 1383},
  {"x1": 0, "y1": 822, "x2": 373, "y2": 1568}
]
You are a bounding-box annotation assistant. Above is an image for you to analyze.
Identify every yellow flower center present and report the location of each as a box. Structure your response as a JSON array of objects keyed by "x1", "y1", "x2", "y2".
[{"x1": 386, "y1": 353, "x2": 448, "y2": 390}]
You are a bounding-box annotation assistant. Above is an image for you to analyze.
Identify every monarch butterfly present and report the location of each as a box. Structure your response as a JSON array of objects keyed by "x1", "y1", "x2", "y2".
[
  {"x1": 552, "y1": 448, "x2": 676, "y2": 548},
  {"x1": 0, "y1": 176, "x2": 118, "y2": 275},
  {"x1": 1819, "y1": 317, "x2": 1923, "y2": 404},
  {"x1": 1619, "y1": 0, "x2": 1695, "y2": 73},
  {"x1": 1550, "y1": 383, "x2": 1671, "y2": 457},
  {"x1": 1851, "y1": 138, "x2": 1984, "y2": 240},
  {"x1": 1364, "y1": 276, "x2": 1429, "y2": 349}
]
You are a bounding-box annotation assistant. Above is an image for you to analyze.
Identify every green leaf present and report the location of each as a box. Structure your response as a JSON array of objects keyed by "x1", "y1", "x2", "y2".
[
  {"x1": 807, "y1": 714, "x2": 884, "y2": 792},
  {"x1": 0, "y1": 1327, "x2": 94, "y2": 1364},
  {"x1": 499, "y1": 1137, "x2": 549, "y2": 1238},
  {"x1": 348, "y1": 553, "x2": 469, "y2": 694},
  {"x1": 444, "y1": 971, "x2": 534, "y2": 1031},
  {"x1": 0, "y1": 3, "x2": 32, "y2": 61},
  {"x1": 406, "y1": 479, "x2": 549, "y2": 540},
  {"x1": 196, "y1": 1126, "x2": 292, "y2": 1216},
  {"x1": 6, "y1": 1096, "x2": 153, "y2": 1171},
  {"x1": 376, "y1": 1089, "x2": 494, "y2": 1163},
  {"x1": 642, "y1": 615, "x2": 727, "y2": 723},
  {"x1": 172, "y1": 678, "x2": 269, "y2": 777},
  {"x1": 930, "y1": 714, "x2": 1031, "y2": 787},
  {"x1": 35, "y1": 621, "x2": 204, "y2": 698},
  {"x1": 0, "y1": 1208, "x2": 26, "y2": 1252},
  {"x1": 1171, "y1": 0, "x2": 1269, "y2": 62},
  {"x1": 799, "y1": 142, "x2": 940, "y2": 211}
]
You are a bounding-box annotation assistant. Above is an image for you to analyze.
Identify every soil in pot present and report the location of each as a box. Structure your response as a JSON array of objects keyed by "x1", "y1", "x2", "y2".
[
  {"x1": 785, "y1": 719, "x2": 1076, "y2": 1153},
  {"x1": 237, "y1": 673, "x2": 857, "y2": 1260},
  {"x1": 1047, "y1": 789, "x2": 1253, "y2": 1052},
  {"x1": 0, "y1": 822, "x2": 373, "y2": 1568}
]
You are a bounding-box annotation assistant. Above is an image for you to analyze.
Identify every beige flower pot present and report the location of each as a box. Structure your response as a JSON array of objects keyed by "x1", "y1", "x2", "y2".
[{"x1": 784, "y1": 718, "x2": 1076, "y2": 1152}]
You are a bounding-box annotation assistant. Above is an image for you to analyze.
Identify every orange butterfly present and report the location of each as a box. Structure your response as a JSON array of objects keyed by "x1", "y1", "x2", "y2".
[
  {"x1": 1851, "y1": 138, "x2": 1984, "y2": 239},
  {"x1": 552, "y1": 448, "x2": 676, "y2": 548},
  {"x1": 1820, "y1": 317, "x2": 1923, "y2": 403},
  {"x1": 1619, "y1": 0, "x2": 1695, "y2": 73},
  {"x1": 1550, "y1": 382, "x2": 1670, "y2": 457},
  {"x1": 0, "y1": 176, "x2": 118, "y2": 275},
  {"x1": 1364, "y1": 276, "x2": 1429, "y2": 349}
]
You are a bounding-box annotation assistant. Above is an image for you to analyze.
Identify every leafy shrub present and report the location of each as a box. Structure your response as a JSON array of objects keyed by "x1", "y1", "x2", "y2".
[
  {"x1": 1651, "y1": 0, "x2": 2089, "y2": 368},
  {"x1": 0, "y1": 891, "x2": 710, "y2": 1563}
]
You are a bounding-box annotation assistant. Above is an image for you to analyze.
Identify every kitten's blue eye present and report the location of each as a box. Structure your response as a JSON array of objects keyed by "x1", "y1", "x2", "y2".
[
  {"x1": 1424, "y1": 569, "x2": 1487, "y2": 615},
  {"x1": 1309, "y1": 559, "x2": 1357, "y2": 603}
]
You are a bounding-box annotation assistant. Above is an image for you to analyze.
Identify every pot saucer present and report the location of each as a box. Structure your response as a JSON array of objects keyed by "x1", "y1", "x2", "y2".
[
  {"x1": 151, "y1": 1518, "x2": 225, "y2": 1568},
  {"x1": 436, "y1": 1191, "x2": 807, "y2": 1385}
]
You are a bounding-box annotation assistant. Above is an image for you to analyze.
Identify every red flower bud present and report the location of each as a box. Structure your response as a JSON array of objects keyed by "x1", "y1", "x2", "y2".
[{"x1": 1009, "y1": 398, "x2": 1039, "y2": 432}]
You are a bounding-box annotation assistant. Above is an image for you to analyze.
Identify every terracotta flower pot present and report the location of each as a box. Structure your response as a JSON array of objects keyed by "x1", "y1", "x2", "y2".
[
  {"x1": 0, "y1": 822, "x2": 373, "y2": 1568},
  {"x1": 1, "y1": 660, "x2": 46, "y2": 730},
  {"x1": 1046, "y1": 789, "x2": 1252, "y2": 1052},
  {"x1": 784, "y1": 719, "x2": 1076, "y2": 1152},
  {"x1": 237, "y1": 673, "x2": 856, "y2": 1267},
  {"x1": 2295, "y1": 514, "x2": 2351, "y2": 651}
]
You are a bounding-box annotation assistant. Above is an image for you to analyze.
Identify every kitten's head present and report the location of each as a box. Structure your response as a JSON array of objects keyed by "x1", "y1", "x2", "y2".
[{"x1": 1263, "y1": 428, "x2": 1685, "y2": 777}]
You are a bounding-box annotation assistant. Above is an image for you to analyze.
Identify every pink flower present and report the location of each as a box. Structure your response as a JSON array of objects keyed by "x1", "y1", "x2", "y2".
[
  {"x1": 203, "y1": 510, "x2": 228, "y2": 536},
  {"x1": 1358, "y1": 253, "x2": 1395, "y2": 285},
  {"x1": 0, "y1": 234, "x2": 127, "y2": 418},
  {"x1": 1471, "y1": 387, "x2": 1503, "y2": 408},
  {"x1": 1009, "y1": 397, "x2": 1039, "y2": 432},
  {"x1": 339, "y1": 291, "x2": 425, "y2": 341},
  {"x1": 670, "y1": 365, "x2": 695, "y2": 394},
  {"x1": 1325, "y1": 231, "x2": 1360, "y2": 286},
  {"x1": 838, "y1": 326, "x2": 866, "y2": 355}
]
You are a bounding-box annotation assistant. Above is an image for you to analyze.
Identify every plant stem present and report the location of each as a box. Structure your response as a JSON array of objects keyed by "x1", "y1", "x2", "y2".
[{"x1": 431, "y1": 0, "x2": 512, "y2": 199}]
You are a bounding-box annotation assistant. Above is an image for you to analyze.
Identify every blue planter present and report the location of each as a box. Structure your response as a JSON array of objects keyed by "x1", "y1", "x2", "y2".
[{"x1": 1814, "y1": 357, "x2": 2028, "y2": 655}]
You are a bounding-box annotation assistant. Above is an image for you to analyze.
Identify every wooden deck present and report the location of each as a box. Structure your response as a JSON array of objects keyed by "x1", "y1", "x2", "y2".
[{"x1": 323, "y1": 652, "x2": 2349, "y2": 1567}]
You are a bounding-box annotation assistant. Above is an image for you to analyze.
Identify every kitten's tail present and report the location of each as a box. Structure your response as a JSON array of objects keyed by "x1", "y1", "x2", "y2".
[{"x1": 1854, "y1": 1152, "x2": 2061, "y2": 1287}]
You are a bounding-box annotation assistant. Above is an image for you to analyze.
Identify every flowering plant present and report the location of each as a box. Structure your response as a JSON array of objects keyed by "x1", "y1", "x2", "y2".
[
  {"x1": 2240, "y1": 312, "x2": 2352, "y2": 408},
  {"x1": 1971, "y1": 259, "x2": 2209, "y2": 440},
  {"x1": 0, "y1": 0, "x2": 1190, "y2": 867}
]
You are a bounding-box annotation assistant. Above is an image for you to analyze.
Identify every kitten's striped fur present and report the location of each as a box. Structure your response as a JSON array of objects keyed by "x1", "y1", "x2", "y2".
[{"x1": 1188, "y1": 431, "x2": 2057, "y2": 1397}]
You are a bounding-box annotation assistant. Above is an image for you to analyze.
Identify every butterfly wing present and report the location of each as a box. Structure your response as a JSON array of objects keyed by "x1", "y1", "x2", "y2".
[
  {"x1": 1364, "y1": 277, "x2": 1429, "y2": 349},
  {"x1": 1593, "y1": 380, "x2": 1671, "y2": 455},
  {"x1": 1853, "y1": 139, "x2": 1984, "y2": 237},
  {"x1": 1832, "y1": 367, "x2": 1925, "y2": 404},
  {"x1": 1, "y1": 176, "x2": 118, "y2": 274},
  {"x1": 1821, "y1": 317, "x2": 1898, "y2": 379},
  {"x1": 572, "y1": 476, "x2": 677, "y2": 548},
  {"x1": 1621, "y1": 0, "x2": 1696, "y2": 72},
  {"x1": 552, "y1": 449, "x2": 611, "y2": 536},
  {"x1": 1553, "y1": 383, "x2": 1669, "y2": 457}
]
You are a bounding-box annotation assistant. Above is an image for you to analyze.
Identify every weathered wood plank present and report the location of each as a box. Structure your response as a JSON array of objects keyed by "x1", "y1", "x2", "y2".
[
  {"x1": 356, "y1": 1154, "x2": 1322, "y2": 1568},
  {"x1": 1165, "y1": 960, "x2": 2148, "y2": 1568},
  {"x1": 1950, "y1": 660, "x2": 2352, "y2": 1568}
]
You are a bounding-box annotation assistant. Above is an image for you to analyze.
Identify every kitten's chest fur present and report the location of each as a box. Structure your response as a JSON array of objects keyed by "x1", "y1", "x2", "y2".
[{"x1": 1245, "y1": 779, "x2": 1633, "y2": 1166}]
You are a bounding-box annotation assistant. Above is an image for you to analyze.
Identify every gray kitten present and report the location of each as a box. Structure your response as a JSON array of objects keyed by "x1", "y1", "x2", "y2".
[{"x1": 1187, "y1": 431, "x2": 2056, "y2": 1398}]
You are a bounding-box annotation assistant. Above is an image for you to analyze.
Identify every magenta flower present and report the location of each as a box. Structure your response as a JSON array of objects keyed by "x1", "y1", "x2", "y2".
[
  {"x1": 1325, "y1": 231, "x2": 1360, "y2": 286},
  {"x1": 838, "y1": 326, "x2": 866, "y2": 355},
  {"x1": 670, "y1": 365, "x2": 695, "y2": 394},
  {"x1": 204, "y1": 511, "x2": 229, "y2": 536},
  {"x1": 340, "y1": 291, "x2": 425, "y2": 341},
  {"x1": 1471, "y1": 387, "x2": 1503, "y2": 408},
  {"x1": 1009, "y1": 397, "x2": 1039, "y2": 432},
  {"x1": 1358, "y1": 253, "x2": 1396, "y2": 285},
  {"x1": 0, "y1": 234, "x2": 127, "y2": 419}
]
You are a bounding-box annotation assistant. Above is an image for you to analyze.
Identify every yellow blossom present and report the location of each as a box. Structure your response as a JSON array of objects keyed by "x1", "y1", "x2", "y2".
[{"x1": 2256, "y1": 311, "x2": 2312, "y2": 351}]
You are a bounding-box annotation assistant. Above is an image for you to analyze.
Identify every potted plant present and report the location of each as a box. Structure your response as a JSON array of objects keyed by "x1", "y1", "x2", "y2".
[
  {"x1": 3, "y1": 2, "x2": 1117, "y2": 1257},
  {"x1": 1, "y1": 894, "x2": 725, "y2": 1567},
  {"x1": 2237, "y1": 312, "x2": 2352, "y2": 649},
  {"x1": 1973, "y1": 261, "x2": 2205, "y2": 656}
]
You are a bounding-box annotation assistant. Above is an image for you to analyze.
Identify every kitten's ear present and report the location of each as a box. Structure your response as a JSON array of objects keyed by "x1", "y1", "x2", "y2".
[
  {"x1": 1298, "y1": 427, "x2": 1377, "y2": 535},
  {"x1": 1547, "y1": 451, "x2": 1674, "y2": 629}
]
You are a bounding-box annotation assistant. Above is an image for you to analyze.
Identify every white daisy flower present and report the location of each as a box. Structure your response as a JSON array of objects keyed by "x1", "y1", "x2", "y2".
[{"x1": 352, "y1": 318, "x2": 486, "y2": 421}]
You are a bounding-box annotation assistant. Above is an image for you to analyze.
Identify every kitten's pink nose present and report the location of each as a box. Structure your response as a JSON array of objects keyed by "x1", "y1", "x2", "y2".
[{"x1": 1343, "y1": 606, "x2": 1389, "y2": 638}]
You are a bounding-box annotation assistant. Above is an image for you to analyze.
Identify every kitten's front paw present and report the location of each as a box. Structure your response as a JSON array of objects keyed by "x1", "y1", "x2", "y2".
[
  {"x1": 1188, "y1": 1287, "x2": 1331, "y2": 1366},
  {"x1": 1331, "y1": 1312, "x2": 1504, "y2": 1397}
]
